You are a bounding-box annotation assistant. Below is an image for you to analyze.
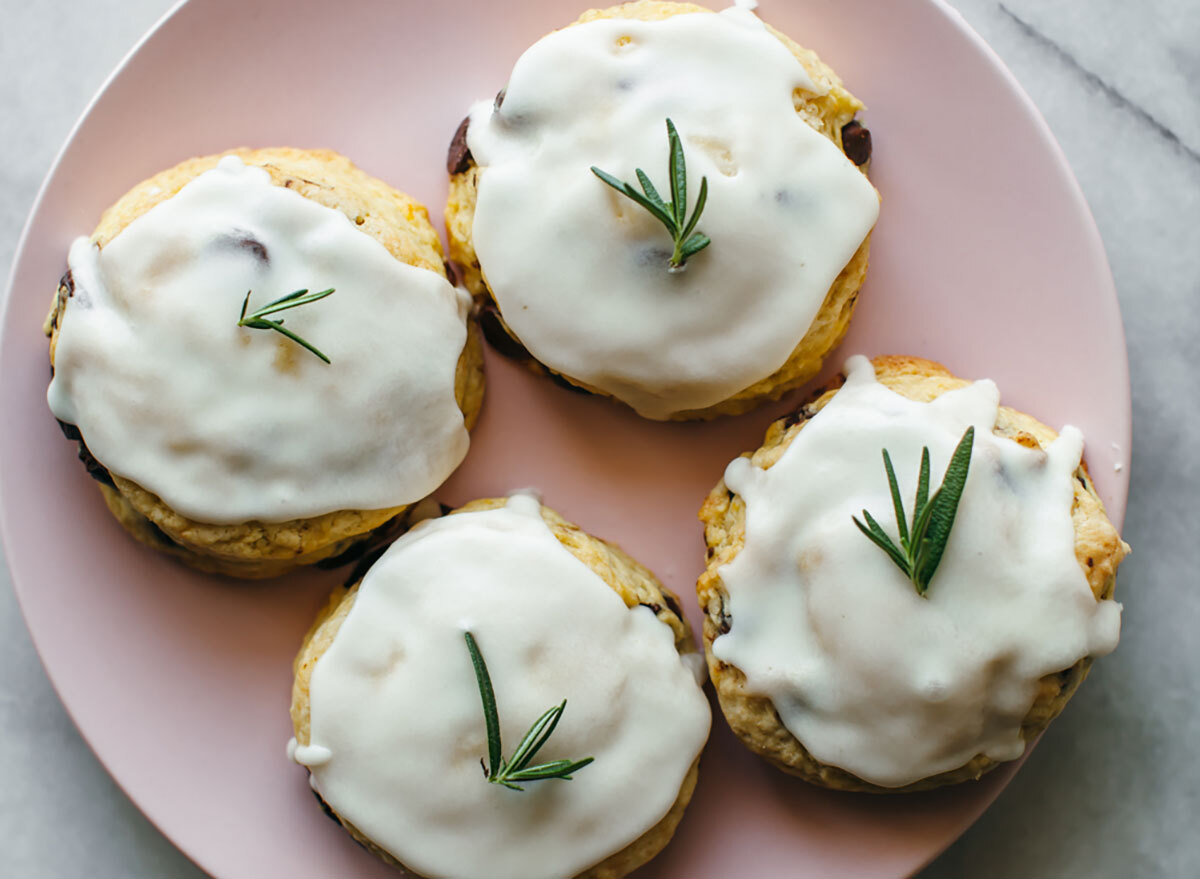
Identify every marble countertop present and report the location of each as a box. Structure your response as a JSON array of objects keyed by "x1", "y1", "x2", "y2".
[{"x1": 1, "y1": 0, "x2": 1196, "y2": 876}]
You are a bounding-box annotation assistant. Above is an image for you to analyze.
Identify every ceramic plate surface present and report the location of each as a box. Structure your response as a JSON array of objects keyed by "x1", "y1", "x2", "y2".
[{"x1": 0, "y1": 0, "x2": 1129, "y2": 876}]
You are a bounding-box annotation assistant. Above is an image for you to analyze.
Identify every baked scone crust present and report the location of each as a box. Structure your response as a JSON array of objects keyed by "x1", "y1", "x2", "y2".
[
  {"x1": 445, "y1": 1, "x2": 875, "y2": 420},
  {"x1": 291, "y1": 499, "x2": 701, "y2": 878},
  {"x1": 46, "y1": 147, "x2": 485, "y2": 579},
  {"x1": 697, "y1": 355, "x2": 1129, "y2": 792}
]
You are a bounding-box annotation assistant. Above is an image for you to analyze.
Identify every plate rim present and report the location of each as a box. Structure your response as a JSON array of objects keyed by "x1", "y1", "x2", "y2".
[{"x1": 0, "y1": 0, "x2": 1131, "y2": 877}]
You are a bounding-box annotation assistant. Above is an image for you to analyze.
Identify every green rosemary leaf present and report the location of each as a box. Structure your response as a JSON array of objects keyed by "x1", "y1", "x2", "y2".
[
  {"x1": 678, "y1": 233, "x2": 711, "y2": 260},
  {"x1": 506, "y1": 702, "x2": 564, "y2": 773},
  {"x1": 236, "y1": 287, "x2": 335, "y2": 364},
  {"x1": 635, "y1": 168, "x2": 668, "y2": 212},
  {"x1": 883, "y1": 449, "x2": 909, "y2": 551},
  {"x1": 853, "y1": 426, "x2": 975, "y2": 597},
  {"x1": 464, "y1": 632, "x2": 502, "y2": 777},
  {"x1": 667, "y1": 118, "x2": 687, "y2": 228},
  {"x1": 679, "y1": 175, "x2": 708, "y2": 242},
  {"x1": 913, "y1": 426, "x2": 974, "y2": 591},
  {"x1": 590, "y1": 118, "x2": 711, "y2": 271},
  {"x1": 463, "y1": 634, "x2": 593, "y2": 791},
  {"x1": 915, "y1": 447, "x2": 931, "y2": 517},
  {"x1": 505, "y1": 756, "x2": 595, "y2": 781},
  {"x1": 248, "y1": 317, "x2": 331, "y2": 364},
  {"x1": 251, "y1": 287, "x2": 334, "y2": 319},
  {"x1": 852, "y1": 511, "x2": 910, "y2": 576}
]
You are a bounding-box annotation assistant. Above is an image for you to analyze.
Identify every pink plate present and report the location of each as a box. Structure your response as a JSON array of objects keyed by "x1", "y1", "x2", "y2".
[{"x1": 0, "y1": 0, "x2": 1129, "y2": 876}]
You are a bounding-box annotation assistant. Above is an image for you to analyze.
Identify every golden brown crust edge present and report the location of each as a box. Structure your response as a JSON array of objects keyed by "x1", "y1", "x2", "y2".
[
  {"x1": 444, "y1": 0, "x2": 875, "y2": 421},
  {"x1": 46, "y1": 147, "x2": 486, "y2": 579},
  {"x1": 290, "y1": 499, "x2": 703, "y2": 879},
  {"x1": 697, "y1": 355, "x2": 1130, "y2": 792}
]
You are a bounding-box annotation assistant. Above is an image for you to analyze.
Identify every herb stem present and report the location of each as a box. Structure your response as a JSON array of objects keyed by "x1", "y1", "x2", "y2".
[
  {"x1": 463, "y1": 631, "x2": 593, "y2": 791},
  {"x1": 237, "y1": 287, "x2": 334, "y2": 363},
  {"x1": 852, "y1": 426, "x2": 975, "y2": 597},
  {"x1": 591, "y1": 118, "x2": 711, "y2": 271}
]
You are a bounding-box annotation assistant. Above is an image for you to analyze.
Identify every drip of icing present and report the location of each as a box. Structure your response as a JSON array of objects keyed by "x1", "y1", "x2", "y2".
[
  {"x1": 466, "y1": 8, "x2": 878, "y2": 419},
  {"x1": 713, "y1": 356, "x2": 1122, "y2": 788},
  {"x1": 47, "y1": 156, "x2": 471, "y2": 523},
  {"x1": 296, "y1": 496, "x2": 711, "y2": 878},
  {"x1": 286, "y1": 738, "x2": 332, "y2": 767}
]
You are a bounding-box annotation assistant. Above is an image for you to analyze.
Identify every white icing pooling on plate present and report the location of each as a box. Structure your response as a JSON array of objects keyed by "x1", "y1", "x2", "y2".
[
  {"x1": 713, "y1": 356, "x2": 1121, "y2": 788},
  {"x1": 466, "y1": 7, "x2": 878, "y2": 419},
  {"x1": 48, "y1": 157, "x2": 471, "y2": 523},
  {"x1": 297, "y1": 495, "x2": 711, "y2": 879}
]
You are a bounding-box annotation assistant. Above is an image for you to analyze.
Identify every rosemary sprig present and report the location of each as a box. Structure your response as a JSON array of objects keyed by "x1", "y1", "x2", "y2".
[
  {"x1": 464, "y1": 631, "x2": 594, "y2": 791},
  {"x1": 237, "y1": 287, "x2": 335, "y2": 364},
  {"x1": 852, "y1": 426, "x2": 975, "y2": 597},
  {"x1": 591, "y1": 118, "x2": 710, "y2": 271}
]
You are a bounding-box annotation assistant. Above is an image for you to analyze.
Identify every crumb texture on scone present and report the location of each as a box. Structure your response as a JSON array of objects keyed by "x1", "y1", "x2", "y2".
[
  {"x1": 290, "y1": 497, "x2": 709, "y2": 878},
  {"x1": 446, "y1": 1, "x2": 877, "y2": 420},
  {"x1": 697, "y1": 355, "x2": 1128, "y2": 792},
  {"x1": 47, "y1": 147, "x2": 485, "y2": 579}
]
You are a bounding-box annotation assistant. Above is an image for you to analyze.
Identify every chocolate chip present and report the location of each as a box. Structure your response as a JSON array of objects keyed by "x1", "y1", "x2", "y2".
[
  {"x1": 224, "y1": 233, "x2": 268, "y2": 264},
  {"x1": 447, "y1": 116, "x2": 473, "y2": 175},
  {"x1": 57, "y1": 419, "x2": 81, "y2": 441},
  {"x1": 494, "y1": 88, "x2": 506, "y2": 110},
  {"x1": 442, "y1": 261, "x2": 458, "y2": 285},
  {"x1": 547, "y1": 370, "x2": 592, "y2": 396},
  {"x1": 438, "y1": 502, "x2": 454, "y2": 516},
  {"x1": 841, "y1": 120, "x2": 872, "y2": 166},
  {"x1": 638, "y1": 601, "x2": 663, "y2": 615},
  {"x1": 478, "y1": 304, "x2": 533, "y2": 362},
  {"x1": 717, "y1": 603, "x2": 732, "y2": 635},
  {"x1": 57, "y1": 420, "x2": 114, "y2": 486},
  {"x1": 60, "y1": 269, "x2": 75, "y2": 298},
  {"x1": 145, "y1": 519, "x2": 179, "y2": 547},
  {"x1": 781, "y1": 408, "x2": 809, "y2": 429},
  {"x1": 311, "y1": 788, "x2": 343, "y2": 827},
  {"x1": 662, "y1": 592, "x2": 684, "y2": 620},
  {"x1": 77, "y1": 440, "x2": 115, "y2": 488},
  {"x1": 316, "y1": 511, "x2": 410, "y2": 571}
]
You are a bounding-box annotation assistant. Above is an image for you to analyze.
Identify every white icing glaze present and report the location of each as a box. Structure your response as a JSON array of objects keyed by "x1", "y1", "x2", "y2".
[
  {"x1": 713, "y1": 356, "x2": 1121, "y2": 787},
  {"x1": 466, "y1": 7, "x2": 878, "y2": 419},
  {"x1": 48, "y1": 156, "x2": 471, "y2": 523},
  {"x1": 296, "y1": 495, "x2": 710, "y2": 879}
]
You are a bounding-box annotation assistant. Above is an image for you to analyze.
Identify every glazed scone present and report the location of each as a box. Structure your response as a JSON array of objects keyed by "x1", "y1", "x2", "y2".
[
  {"x1": 446, "y1": 1, "x2": 878, "y2": 420},
  {"x1": 290, "y1": 495, "x2": 711, "y2": 879},
  {"x1": 698, "y1": 355, "x2": 1128, "y2": 792},
  {"x1": 46, "y1": 148, "x2": 484, "y2": 578}
]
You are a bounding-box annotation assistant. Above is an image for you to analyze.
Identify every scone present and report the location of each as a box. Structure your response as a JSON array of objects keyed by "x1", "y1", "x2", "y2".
[
  {"x1": 446, "y1": 1, "x2": 879, "y2": 420},
  {"x1": 46, "y1": 148, "x2": 484, "y2": 578},
  {"x1": 697, "y1": 355, "x2": 1128, "y2": 792},
  {"x1": 289, "y1": 494, "x2": 711, "y2": 879}
]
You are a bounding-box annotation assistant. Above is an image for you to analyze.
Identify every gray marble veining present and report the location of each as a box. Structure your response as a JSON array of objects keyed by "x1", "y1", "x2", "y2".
[{"x1": 1, "y1": 1, "x2": 1196, "y2": 877}]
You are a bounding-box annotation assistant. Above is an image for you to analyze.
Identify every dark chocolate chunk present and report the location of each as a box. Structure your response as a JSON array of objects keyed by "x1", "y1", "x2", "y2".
[
  {"x1": 316, "y1": 511, "x2": 411, "y2": 571},
  {"x1": 638, "y1": 601, "x2": 664, "y2": 615},
  {"x1": 547, "y1": 370, "x2": 593, "y2": 396},
  {"x1": 717, "y1": 603, "x2": 732, "y2": 636},
  {"x1": 447, "y1": 116, "x2": 473, "y2": 175},
  {"x1": 77, "y1": 441, "x2": 115, "y2": 488},
  {"x1": 841, "y1": 120, "x2": 872, "y2": 166},
  {"x1": 477, "y1": 304, "x2": 532, "y2": 362},
  {"x1": 662, "y1": 592, "x2": 684, "y2": 620},
  {"x1": 227, "y1": 233, "x2": 269, "y2": 264},
  {"x1": 57, "y1": 419, "x2": 82, "y2": 441},
  {"x1": 60, "y1": 269, "x2": 75, "y2": 298},
  {"x1": 311, "y1": 788, "x2": 343, "y2": 827}
]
